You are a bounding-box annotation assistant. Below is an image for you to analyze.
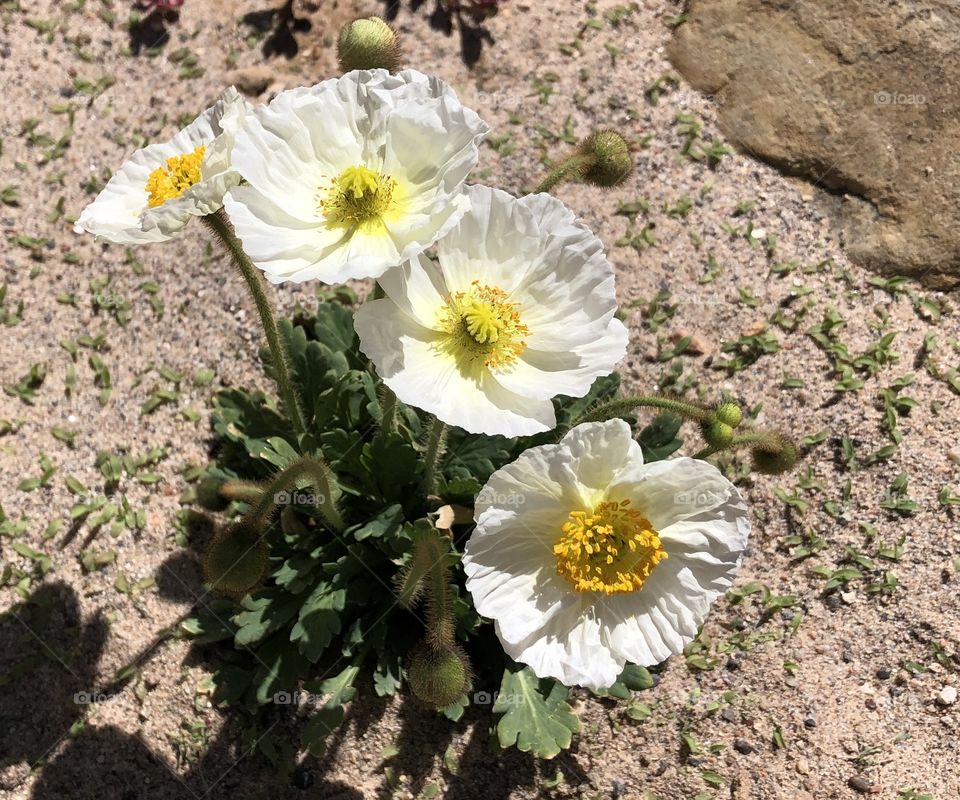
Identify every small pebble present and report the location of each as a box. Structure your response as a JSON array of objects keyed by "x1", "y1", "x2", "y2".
[
  {"x1": 864, "y1": 698, "x2": 877, "y2": 710},
  {"x1": 824, "y1": 594, "x2": 841, "y2": 612},
  {"x1": 721, "y1": 707, "x2": 737, "y2": 723},
  {"x1": 938, "y1": 686, "x2": 958, "y2": 706},
  {"x1": 733, "y1": 738, "x2": 755, "y2": 755},
  {"x1": 803, "y1": 716, "x2": 816, "y2": 728},
  {"x1": 848, "y1": 775, "x2": 878, "y2": 793},
  {"x1": 875, "y1": 666, "x2": 892, "y2": 680}
]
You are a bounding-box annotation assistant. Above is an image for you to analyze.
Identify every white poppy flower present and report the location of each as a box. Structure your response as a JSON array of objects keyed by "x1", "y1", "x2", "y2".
[
  {"x1": 222, "y1": 69, "x2": 488, "y2": 285},
  {"x1": 462, "y1": 419, "x2": 750, "y2": 690},
  {"x1": 353, "y1": 185, "x2": 628, "y2": 436},
  {"x1": 74, "y1": 87, "x2": 250, "y2": 244}
]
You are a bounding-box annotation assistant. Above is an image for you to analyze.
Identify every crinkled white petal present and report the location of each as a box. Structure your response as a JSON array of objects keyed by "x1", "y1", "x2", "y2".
[
  {"x1": 376, "y1": 254, "x2": 449, "y2": 329},
  {"x1": 357, "y1": 186, "x2": 625, "y2": 435},
  {"x1": 76, "y1": 87, "x2": 250, "y2": 244},
  {"x1": 353, "y1": 298, "x2": 555, "y2": 435},
  {"x1": 222, "y1": 186, "x2": 354, "y2": 284},
  {"x1": 225, "y1": 69, "x2": 488, "y2": 284},
  {"x1": 559, "y1": 419, "x2": 639, "y2": 501},
  {"x1": 463, "y1": 420, "x2": 751, "y2": 689},
  {"x1": 436, "y1": 185, "x2": 542, "y2": 294},
  {"x1": 494, "y1": 318, "x2": 628, "y2": 401}
]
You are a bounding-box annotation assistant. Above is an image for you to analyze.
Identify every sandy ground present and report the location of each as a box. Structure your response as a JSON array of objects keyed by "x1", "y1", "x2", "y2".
[{"x1": 1, "y1": 0, "x2": 959, "y2": 798}]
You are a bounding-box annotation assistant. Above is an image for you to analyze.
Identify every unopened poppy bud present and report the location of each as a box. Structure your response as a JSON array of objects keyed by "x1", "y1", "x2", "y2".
[
  {"x1": 337, "y1": 16, "x2": 401, "y2": 73},
  {"x1": 714, "y1": 402, "x2": 743, "y2": 429},
  {"x1": 751, "y1": 435, "x2": 799, "y2": 475},
  {"x1": 203, "y1": 523, "x2": 268, "y2": 597},
  {"x1": 702, "y1": 421, "x2": 735, "y2": 449},
  {"x1": 578, "y1": 130, "x2": 632, "y2": 187},
  {"x1": 407, "y1": 643, "x2": 471, "y2": 709}
]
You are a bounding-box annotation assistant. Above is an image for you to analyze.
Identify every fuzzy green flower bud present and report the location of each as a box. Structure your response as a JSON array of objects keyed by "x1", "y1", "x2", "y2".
[
  {"x1": 408, "y1": 643, "x2": 471, "y2": 710},
  {"x1": 196, "y1": 476, "x2": 229, "y2": 511},
  {"x1": 714, "y1": 402, "x2": 743, "y2": 429},
  {"x1": 337, "y1": 16, "x2": 401, "y2": 73},
  {"x1": 751, "y1": 435, "x2": 799, "y2": 475},
  {"x1": 578, "y1": 130, "x2": 633, "y2": 187},
  {"x1": 702, "y1": 421, "x2": 735, "y2": 449},
  {"x1": 203, "y1": 523, "x2": 268, "y2": 597}
]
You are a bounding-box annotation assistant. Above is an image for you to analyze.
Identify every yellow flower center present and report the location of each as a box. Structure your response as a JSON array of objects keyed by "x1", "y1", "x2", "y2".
[
  {"x1": 144, "y1": 145, "x2": 206, "y2": 208},
  {"x1": 438, "y1": 281, "x2": 529, "y2": 370},
  {"x1": 321, "y1": 165, "x2": 398, "y2": 228},
  {"x1": 554, "y1": 499, "x2": 668, "y2": 594}
]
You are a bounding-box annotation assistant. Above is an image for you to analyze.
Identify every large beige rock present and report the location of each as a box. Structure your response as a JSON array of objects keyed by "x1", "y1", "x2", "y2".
[{"x1": 668, "y1": 0, "x2": 960, "y2": 288}]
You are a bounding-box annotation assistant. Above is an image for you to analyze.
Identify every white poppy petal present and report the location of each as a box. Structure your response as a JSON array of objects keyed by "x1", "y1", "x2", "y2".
[
  {"x1": 358, "y1": 186, "x2": 624, "y2": 435},
  {"x1": 225, "y1": 69, "x2": 487, "y2": 284},
  {"x1": 354, "y1": 298, "x2": 555, "y2": 436},
  {"x1": 76, "y1": 87, "x2": 250, "y2": 244},
  {"x1": 463, "y1": 420, "x2": 751, "y2": 688}
]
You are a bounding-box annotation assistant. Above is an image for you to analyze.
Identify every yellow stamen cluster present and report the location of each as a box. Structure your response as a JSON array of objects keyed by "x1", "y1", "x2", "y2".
[
  {"x1": 554, "y1": 499, "x2": 667, "y2": 594},
  {"x1": 439, "y1": 281, "x2": 529, "y2": 370},
  {"x1": 145, "y1": 145, "x2": 206, "y2": 208},
  {"x1": 321, "y1": 165, "x2": 398, "y2": 228}
]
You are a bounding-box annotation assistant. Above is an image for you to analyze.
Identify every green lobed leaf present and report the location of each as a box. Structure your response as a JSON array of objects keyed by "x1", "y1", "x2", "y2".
[
  {"x1": 638, "y1": 412, "x2": 683, "y2": 461},
  {"x1": 494, "y1": 665, "x2": 580, "y2": 759},
  {"x1": 290, "y1": 583, "x2": 346, "y2": 662},
  {"x1": 301, "y1": 664, "x2": 360, "y2": 756}
]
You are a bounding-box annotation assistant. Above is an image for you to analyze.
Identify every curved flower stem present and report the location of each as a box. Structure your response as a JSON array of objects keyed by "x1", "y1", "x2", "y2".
[
  {"x1": 534, "y1": 153, "x2": 594, "y2": 194},
  {"x1": 218, "y1": 479, "x2": 265, "y2": 503},
  {"x1": 397, "y1": 522, "x2": 455, "y2": 649},
  {"x1": 421, "y1": 418, "x2": 448, "y2": 496},
  {"x1": 203, "y1": 209, "x2": 306, "y2": 438},
  {"x1": 243, "y1": 455, "x2": 344, "y2": 533},
  {"x1": 379, "y1": 385, "x2": 398, "y2": 434},
  {"x1": 692, "y1": 431, "x2": 786, "y2": 460},
  {"x1": 570, "y1": 394, "x2": 711, "y2": 430}
]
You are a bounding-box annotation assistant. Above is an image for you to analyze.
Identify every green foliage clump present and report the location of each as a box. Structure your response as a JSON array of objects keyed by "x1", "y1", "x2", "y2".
[{"x1": 182, "y1": 300, "x2": 676, "y2": 760}]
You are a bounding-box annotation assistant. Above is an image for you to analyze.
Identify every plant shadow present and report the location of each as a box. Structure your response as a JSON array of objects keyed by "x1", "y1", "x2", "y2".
[
  {"x1": 128, "y1": 7, "x2": 180, "y2": 55},
  {"x1": 380, "y1": 0, "x2": 498, "y2": 68},
  {"x1": 0, "y1": 573, "x2": 366, "y2": 798},
  {"x1": 242, "y1": 0, "x2": 312, "y2": 60},
  {"x1": 377, "y1": 694, "x2": 539, "y2": 799}
]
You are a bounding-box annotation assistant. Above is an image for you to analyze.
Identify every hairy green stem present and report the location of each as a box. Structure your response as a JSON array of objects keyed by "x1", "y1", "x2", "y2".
[
  {"x1": 424, "y1": 548, "x2": 455, "y2": 651},
  {"x1": 571, "y1": 394, "x2": 710, "y2": 430},
  {"x1": 204, "y1": 210, "x2": 306, "y2": 437},
  {"x1": 693, "y1": 431, "x2": 786, "y2": 460},
  {"x1": 534, "y1": 153, "x2": 595, "y2": 194},
  {"x1": 421, "y1": 418, "x2": 448, "y2": 495},
  {"x1": 218, "y1": 479, "x2": 265, "y2": 503},
  {"x1": 243, "y1": 455, "x2": 344, "y2": 532},
  {"x1": 379, "y1": 385, "x2": 398, "y2": 434}
]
